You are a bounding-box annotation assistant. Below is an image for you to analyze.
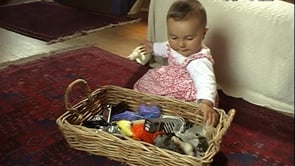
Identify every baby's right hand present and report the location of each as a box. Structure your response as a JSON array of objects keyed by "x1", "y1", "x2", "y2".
[{"x1": 139, "y1": 40, "x2": 153, "y2": 55}]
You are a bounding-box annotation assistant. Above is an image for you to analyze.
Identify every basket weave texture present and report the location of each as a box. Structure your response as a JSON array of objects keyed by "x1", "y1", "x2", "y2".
[{"x1": 56, "y1": 79, "x2": 235, "y2": 166}]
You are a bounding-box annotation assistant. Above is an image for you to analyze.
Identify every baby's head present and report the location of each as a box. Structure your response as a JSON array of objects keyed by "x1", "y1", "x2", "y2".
[{"x1": 166, "y1": 0, "x2": 208, "y2": 57}]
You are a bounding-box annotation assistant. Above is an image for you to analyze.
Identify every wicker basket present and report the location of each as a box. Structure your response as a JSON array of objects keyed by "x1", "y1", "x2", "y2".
[{"x1": 56, "y1": 79, "x2": 235, "y2": 166}]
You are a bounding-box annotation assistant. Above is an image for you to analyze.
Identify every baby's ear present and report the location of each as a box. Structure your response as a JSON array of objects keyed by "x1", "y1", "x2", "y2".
[{"x1": 203, "y1": 27, "x2": 209, "y2": 39}]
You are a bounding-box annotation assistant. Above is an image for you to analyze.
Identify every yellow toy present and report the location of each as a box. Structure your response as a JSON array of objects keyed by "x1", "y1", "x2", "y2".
[{"x1": 116, "y1": 120, "x2": 133, "y2": 137}]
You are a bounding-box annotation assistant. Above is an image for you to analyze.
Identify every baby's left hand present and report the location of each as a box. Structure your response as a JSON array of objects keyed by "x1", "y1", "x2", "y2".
[{"x1": 195, "y1": 100, "x2": 218, "y2": 126}]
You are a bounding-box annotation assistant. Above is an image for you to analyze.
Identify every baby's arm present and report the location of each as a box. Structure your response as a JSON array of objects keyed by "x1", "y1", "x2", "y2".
[
  {"x1": 187, "y1": 59, "x2": 218, "y2": 126},
  {"x1": 138, "y1": 40, "x2": 169, "y2": 58},
  {"x1": 128, "y1": 41, "x2": 168, "y2": 65},
  {"x1": 150, "y1": 41, "x2": 169, "y2": 58}
]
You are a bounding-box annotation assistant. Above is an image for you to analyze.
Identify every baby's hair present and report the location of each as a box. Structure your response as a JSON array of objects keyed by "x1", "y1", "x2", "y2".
[{"x1": 167, "y1": 0, "x2": 207, "y2": 28}]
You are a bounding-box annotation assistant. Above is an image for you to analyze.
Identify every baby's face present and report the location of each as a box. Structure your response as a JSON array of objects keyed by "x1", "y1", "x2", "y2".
[{"x1": 167, "y1": 17, "x2": 207, "y2": 57}]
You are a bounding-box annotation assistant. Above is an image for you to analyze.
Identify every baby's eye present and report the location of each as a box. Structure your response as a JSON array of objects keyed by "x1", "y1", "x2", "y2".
[
  {"x1": 186, "y1": 37, "x2": 194, "y2": 40},
  {"x1": 170, "y1": 36, "x2": 177, "y2": 40}
]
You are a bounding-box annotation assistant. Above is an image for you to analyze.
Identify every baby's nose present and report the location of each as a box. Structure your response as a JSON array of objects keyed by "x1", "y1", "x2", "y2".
[{"x1": 178, "y1": 40, "x2": 186, "y2": 48}]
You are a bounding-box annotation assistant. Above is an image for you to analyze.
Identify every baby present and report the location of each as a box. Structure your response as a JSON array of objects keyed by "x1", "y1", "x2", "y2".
[{"x1": 129, "y1": 0, "x2": 218, "y2": 126}]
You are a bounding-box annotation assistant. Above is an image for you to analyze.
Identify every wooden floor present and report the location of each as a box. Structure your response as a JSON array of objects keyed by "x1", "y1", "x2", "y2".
[
  {"x1": 0, "y1": 9, "x2": 148, "y2": 65},
  {"x1": 1, "y1": 0, "x2": 293, "y2": 65}
]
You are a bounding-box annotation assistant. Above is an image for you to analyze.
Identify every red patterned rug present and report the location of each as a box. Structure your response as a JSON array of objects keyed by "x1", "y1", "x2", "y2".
[
  {"x1": 0, "y1": 1, "x2": 139, "y2": 43},
  {"x1": 0, "y1": 46, "x2": 293, "y2": 166},
  {"x1": 213, "y1": 92, "x2": 294, "y2": 166}
]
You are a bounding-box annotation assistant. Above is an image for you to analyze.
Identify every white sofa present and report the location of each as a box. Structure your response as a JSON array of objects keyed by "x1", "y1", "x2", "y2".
[{"x1": 147, "y1": 0, "x2": 294, "y2": 115}]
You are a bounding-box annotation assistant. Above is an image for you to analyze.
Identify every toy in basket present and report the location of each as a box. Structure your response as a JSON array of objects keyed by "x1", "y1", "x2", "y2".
[{"x1": 56, "y1": 79, "x2": 235, "y2": 166}]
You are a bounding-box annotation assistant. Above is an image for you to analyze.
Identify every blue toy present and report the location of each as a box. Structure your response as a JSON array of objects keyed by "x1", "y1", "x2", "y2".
[{"x1": 111, "y1": 104, "x2": 161, "y2": 121}]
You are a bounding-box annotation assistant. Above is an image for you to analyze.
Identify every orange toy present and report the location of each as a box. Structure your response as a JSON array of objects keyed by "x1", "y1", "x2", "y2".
[{"x1": 131, "y1": 120, "x2": 164, "y2": 144}]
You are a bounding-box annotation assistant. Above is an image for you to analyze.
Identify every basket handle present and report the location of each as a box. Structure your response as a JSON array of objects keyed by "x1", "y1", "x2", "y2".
[
  {"x1": 64, "y1": 79, "x2": 92, "y2": 112},
  {"x1": 226, "y1": 108, "x2": 236, "y2": 127}
]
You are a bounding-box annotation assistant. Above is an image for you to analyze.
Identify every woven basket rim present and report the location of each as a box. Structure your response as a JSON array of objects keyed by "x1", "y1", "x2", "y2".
[{"x1": 56, "y1": 80, "x2": 236, "y2": 166}]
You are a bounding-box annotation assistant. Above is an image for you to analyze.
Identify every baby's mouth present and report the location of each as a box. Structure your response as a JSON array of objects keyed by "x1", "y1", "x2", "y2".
[{"x1": 179, "y1": 49, "x2": 188, "y2": 53}]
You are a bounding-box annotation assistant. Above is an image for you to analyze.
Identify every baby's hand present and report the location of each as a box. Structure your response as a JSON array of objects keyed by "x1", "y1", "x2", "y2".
[
  {"x1": 195, "y1": 100, "x2": 218, "y2": 126},
  {"x1": 139, "y1": 40, "x2": 153, "y2": 55}
]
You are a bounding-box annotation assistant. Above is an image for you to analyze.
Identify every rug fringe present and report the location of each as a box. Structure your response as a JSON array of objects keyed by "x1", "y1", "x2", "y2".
[
  {"x1": 0, "y1": 44, "x2": 94, "y2": 69},
  {"x1": 47, "y1": 18, "x2": 142, "y2": 44}
]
